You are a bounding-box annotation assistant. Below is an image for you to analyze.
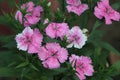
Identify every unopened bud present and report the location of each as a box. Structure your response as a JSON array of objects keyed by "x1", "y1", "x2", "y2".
[
  {"x1": 82, "y1": 28, "x2": 88, "y2": 34},
  {"x1": 57, "y1": 8, "x2": 60, "y2": 11},
  {"x1": 43, "y1": 18, "x2": 49, "y2": 24},
  {"x1": 47, "y1": 2, "x2": 51, "y2": 7}
]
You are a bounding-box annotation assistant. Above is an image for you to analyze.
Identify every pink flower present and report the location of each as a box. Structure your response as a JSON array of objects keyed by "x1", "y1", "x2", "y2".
[
  {"x1": 15, "y1": 1, "x2": 43, "y2": 27},
  {"x1": 15, "y1": 10, "x2": 23, "y2": 24},
  {"x1": 94, "y1": 0, "x2": 120, "y2": 24},
  {"x1": 21, "y1": 1, "x2": 35, "y2": 12},
  {"x1": 15, "y1": 27, "x2": 43, "y2": 54},
  {"x1": 32, "y1": 6, "x2": 43, "y2": 16},
  {"x1": 66, "y1": 0, "x2": 88, "y2": 16},
  {"x1": 38, "y1": 43, "x2": 68, "y2": 69},
  {"x1": 24, "y1": 14, "x2": 40, "y2": 27},
  {"x1": 66, "y1": 26, "x2": 87, "y2": 49},
  {"x1": 69, "y1": 54, "x2": 79, "y2": 67},
  {"x1": 69, "y1": 54, "x2": 94, "y2": 80},
  {"x1": 66, "y1": 0, "x2": 81, "y2": 6},
  {"x1": 45, "y1": 22, "x2": 69, "y2": 40}
]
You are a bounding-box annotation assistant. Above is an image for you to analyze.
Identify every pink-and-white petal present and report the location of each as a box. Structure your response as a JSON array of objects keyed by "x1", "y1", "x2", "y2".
[
  {"x1": 15, "y1": 34, "x2": 28, "y2": 51},
  {"x1": 22, "y1": 27, "x2": 33, "y2": 37},
  {"x1": 66, "y1": 26, "x2": 87, "y2": 49}
]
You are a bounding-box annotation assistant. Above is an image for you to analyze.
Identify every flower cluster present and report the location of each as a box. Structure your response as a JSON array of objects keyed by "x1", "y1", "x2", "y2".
[
  {"x1": 15, "y1": 1, "x2": 43, "y2": 27},
  {"x1": 14, "y1": 0, "x2": 120, "y2": 80}
]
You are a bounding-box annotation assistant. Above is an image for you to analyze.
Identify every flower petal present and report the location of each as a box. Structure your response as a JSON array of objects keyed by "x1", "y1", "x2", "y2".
[{"x1": 42, "y1": 57, "x2": 60, "y2": 69}]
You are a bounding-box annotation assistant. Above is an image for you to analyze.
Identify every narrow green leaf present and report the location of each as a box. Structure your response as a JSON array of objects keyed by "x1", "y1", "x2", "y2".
[
  {"x1": 112, "y1": 61, "x2": 120, "y2": 70},
  {"x1": 91, "y1": 20, "x2": 102, "y2": 34},
  {"x1": 7, "y1": 62, "x2": 17, "y2": 67},
  {"x1": 16, "y1": 62, "x2": 29, "y2": 68},
  {"x1": 0, "y1": 15, "x2": 10, "y2": 24},
  {"x1": 99, "y1": 42, "x2": 120, "y2": 55},
  {"x1": 0, "y1": 35, "x2": 14, "y2": 43},
  {"x1": 47, "y1": 76, "x2": 53, "y2": 80},
  {"x1": 44, "y1": 36, "x2": 59, "y2": 43},
  {"x1": 105, "y1": 77, "x2": 113, "y2": 80},
  {"x1": 66, "y1": 62, "x2": 71, "y2": 69},
  {"x1": 8, "y1": 0, "x2": 15, "y2": 8},
  {"x1": 2, "y1": 41, "x2": 16, "y2": 49},
  {"x1": 41, "y1": 76, "x2": 47, "y2": 80},
  {"x1": 42, "y1": 67, "x2": 67, "y2": 76},
  {"x1": 0, "y1": 51, "x2": 18, "y2": 67},
  {"x1": 73, "y1": 75, "x2": 79, "y2": 80},
  {"x1": 53, "y1": 67, "x2": 67, "y2": 73},
  {"x1": 112, "y1": 2, "x2": 120, "y2": 10},
  {"x1": 29, "y1": 64, "x2": 39, "y2": 71}
]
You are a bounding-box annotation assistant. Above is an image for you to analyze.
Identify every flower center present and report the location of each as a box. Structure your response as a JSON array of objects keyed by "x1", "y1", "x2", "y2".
[
  {"x1": 73, "y1": 35, "x2": 80, "y2": 43},
  {"x1": 105, "y1": 7, "x2": 112, "y2": 14},
  {"x1": 51, "y1": 53, "x2": 56, "y2": 56},
  {"x1": 74, "y1": 36, "x2": 80, "y2": 41},
  {"x1": 27, "y1": 12, "x2": 32, "y2": 15},
  {"x1": 68, "y1": 35, "x2": 80, "y2": 43},
  {"x1": 51, "y1": 51, "x2": 58, "y2": 57},
  {"x1": 26, "y1": 39, "x2": 31, "y2": 43},
  {"x1": 53, "y1": 26, "x2": 59, "y2": 30},
  {"x1": 78, "y1": 63, "x2": 84, "y2": 70},
  {"x1": 106, "y1": 9, "x2": 110, "y2": 14}
]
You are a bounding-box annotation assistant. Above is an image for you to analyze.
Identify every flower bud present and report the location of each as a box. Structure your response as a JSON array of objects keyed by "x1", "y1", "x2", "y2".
[{"x1": 47, "y1": 2, "x2": 51, "y2": 7}]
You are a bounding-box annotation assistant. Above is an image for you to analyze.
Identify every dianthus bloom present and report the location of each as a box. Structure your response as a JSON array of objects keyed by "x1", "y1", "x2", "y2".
[
  {"x1": 94, "y1": 0, "x2": 120, "y2": 24},
  {"x1": 15, "y1": 1, "x2": 43, "y2": 27},
  {"x1": 38, "y1": 43, "x2": 68, "y2": 69},
  {"x1": 66, "y1": 26, "x2": 87, "y2": 49},
  {"x1": 66, "y1": 0, "x2": 88, "y2": 16},
  {"x1": 45, "y1": 22, "x2": 69, "y2": 40},
  {"x1": 15, "y1": 27, "x2": 43, "y2": 54},
  {"x1": 69, "y1": 54, "x2": 94, "y2": 80}
]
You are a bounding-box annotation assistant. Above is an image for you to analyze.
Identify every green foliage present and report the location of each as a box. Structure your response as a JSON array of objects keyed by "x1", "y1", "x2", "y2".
[
  {"x1": 0, "y1": 67, "x2": 21, "y2": 77},
  {"x1": 112, "y1": 2, "x2": 120, "y2": 10},
  {"x1": 0, "y1": 0, "x2": 4, "y2": 2},
  {"x1": 99, "y1": 42, "x2": 120, "y2": 55},
  {"x1": 112, "y1": 61, "x2": 120, "y2": 70},
  {"x1": 73, "y1": 75, "x2": 80, "y2": 80}
]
